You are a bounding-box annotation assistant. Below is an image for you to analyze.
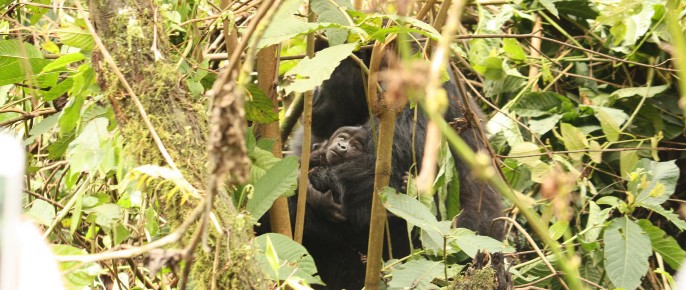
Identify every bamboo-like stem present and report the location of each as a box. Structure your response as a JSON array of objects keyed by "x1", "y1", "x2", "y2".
[
  {"x1": 294, "y1": 2, "x2": 317, "y2": 244},
  {"x1": 363, "y1": 108, "x2": 398, "y2": 290}
]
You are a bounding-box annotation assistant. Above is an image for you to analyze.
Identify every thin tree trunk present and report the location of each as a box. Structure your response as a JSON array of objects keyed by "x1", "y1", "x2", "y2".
[{"x1": 257, "y1": 45, "x2": 293, "y2": 238}]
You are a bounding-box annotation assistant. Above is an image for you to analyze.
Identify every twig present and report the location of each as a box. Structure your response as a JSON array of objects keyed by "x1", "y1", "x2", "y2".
[
  {"x1": 55, "y1": 198, "x2": 208, "y2": 263},
  {"x1": 494, "y1": 217, "x2": 569, "y2": 290},
  {"x1": 455, "y1": 33, "x2": 678, "y2": 72},
  {"x1": 0, "y1": 108, "x2": 56, "y2": 127}
]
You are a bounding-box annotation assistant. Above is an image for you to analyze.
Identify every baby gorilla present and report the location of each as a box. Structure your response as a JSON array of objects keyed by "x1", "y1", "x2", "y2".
[{"x1": 306, "y1": 126, "x2": 368, "y2": 223}]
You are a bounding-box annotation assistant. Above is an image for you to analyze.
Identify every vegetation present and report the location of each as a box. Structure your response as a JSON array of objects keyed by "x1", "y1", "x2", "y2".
[{"x1": 1, "y1": 0, "x2": 685, "y2": 289}]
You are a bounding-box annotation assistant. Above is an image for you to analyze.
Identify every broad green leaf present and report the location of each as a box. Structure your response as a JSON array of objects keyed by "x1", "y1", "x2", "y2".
[
  {"x1": 53, "y1": 244, "x2": 102, "y2": 290},
  {"x1": 312, "y1": 0, "x2": 354, "y2": 46},
  {"x1": 589, "y1": 105, "x2": 628, "y2": 142},
  {"x1": 86, "y1": 203, "x2": 122, "y2": 230},
  {"x1": 583, "y1": 201, "x2": 609, "y2": 243},
  {"x1": 387, "y1": 260, "x2": 443, "y2": 289},
  {"x1": 603, "y1": 217, "x2": 651, "y2": 290},
  {"x1": 509, "y1": 142, "x2": 541, "y2": 167},
  {"x1": 249, "y1": 147, "x2": 282, "y2": 182},
  {"x1": 502, "y1": 38, "x2": 526, "y2": 62},
  {"x1": 43, "y1": 77, "x2": 73, "y2": 101},
  {"x1": 528, "y1": 114, "x2": 563, "y2": 136},
  {"x1": 420, "y1": 221, "x2": 453, "y2": 252},
  {"x1": 511, "y1": 92, "x2": 567, "y2": 117},
  {"x1": 588, "y1": 140, "x2": 602, "y2": 163},
  {"x1": 0, "y1": 39, "x2": 51, "y2": 86},
  {"x1": 548, "y1": 220, "x2": 569, "y2": 240},
  {"x1": 474, "y1": 56, "x2": 505, "y2": 80},
  {"x1": 255, "y1": 233, "x2": 324, "y2": 285},
  {"x1": 25, "y1": 113, "x2": 60, "y2": 144},
  {"x1": 246, "y1": 156, "x2": 299, "y2": 219},
  {"x1": 560, "y1": 123, "x2": 588, "y2": 161},
  {"x1": 637, "y1": 219, "x2": 685, "y2": 269},
  {"x1": 257, "y1": 0, "x2": 334, "y2": 48},
  {"x1": 57, "y1": 24, "x2": 94, "y2": 51},
  {"x1": 42, "y1": 53, "x2": 85, "y2": 72},
  {"x1": 539, "y1": 0, "x2": 560, "y2": 17},
  {"x1": 633, "y1": 159, "x2": 679, "y2": 205},
  {"x1": 556, "y1": 0, "x2": 599, "y2": 18},
  {"x1": 382, "y1": 187, "x2": 443, "y2": 234},
  {"x1": 65, "y1": 118, "x2": 111, "y2": 173},
  {"x1": 284, "y1": 43, "x2": 357, "y2": 94},
  {"x1": 27, "y1": 199, "x2": 56, "y2": 226},
  {"x1": 245, "y1": 84, "x2": 278, "y2": 123},
  {"x1": 486, "y1": 111, "x2": 523, "y2": 146},
  {"x1": 112, "y1": 223, "x2": 130, "y2": 245},
  {"x1": 453, "y1": 235, "x2": 515, "y2": 258},
  {"x1": 639, "y1": 203, "x2": 686, "y2": 231},
  {"x1": 613, "y1": 85, "x2": 669, "y2": 99},
  {"x1": 620, "y1": 151, "x2": 639, "y2": 179},
  {"x1": 145, "y1": 208, "x2": 159, "y2": 237},
  {"x1": 58, "y1": 94, "x2": 85, "y2": 135}
]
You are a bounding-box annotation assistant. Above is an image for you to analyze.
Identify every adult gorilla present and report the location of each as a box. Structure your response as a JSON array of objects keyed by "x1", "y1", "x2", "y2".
[{"x1": 287, "y1": 43, "x2": 505, "y2": 289}]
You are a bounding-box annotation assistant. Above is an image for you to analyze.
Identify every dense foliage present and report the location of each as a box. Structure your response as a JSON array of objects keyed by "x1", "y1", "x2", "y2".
[{"x1": 1, "y1": 0, "x2": 685, "y2": 289}]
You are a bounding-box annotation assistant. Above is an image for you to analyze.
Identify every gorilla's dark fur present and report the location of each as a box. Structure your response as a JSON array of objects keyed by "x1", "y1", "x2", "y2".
[{"x1": 265, "y1": 43, "x2": 504, "y2": 289}]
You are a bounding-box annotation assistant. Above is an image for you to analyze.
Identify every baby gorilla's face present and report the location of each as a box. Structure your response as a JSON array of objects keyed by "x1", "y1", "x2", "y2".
[{"x1": 324, "y1": 126, "x2": 367, "y2": 164}]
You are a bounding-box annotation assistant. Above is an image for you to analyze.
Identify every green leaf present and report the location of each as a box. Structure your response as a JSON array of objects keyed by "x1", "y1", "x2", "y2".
[
  {"x1": 43, "y1": 77, "x2": 73, "y2": 101},
  {"x1": 145, "y1": 208, "x2": 159, "y2": 237},
  {"x1": 58, "y1": 94, "x2": 85, "y2": 135},
  {"x1": 583, "y1": 201, "x2": 610, "y2": 243},
  {"x1": 474, "y1": 56, "x2": 504, "y2": 80},
  {"x1": 42, "y1": 53, "x2": 85, "y2": 72},
  {"x1": 246, "y1": 156, "x2": 299, "y2": 219},
  {"x1": 555, "y1": 0, "x2": 599, "y2": 18},
  {"x1": 528, "y1": 114, "x2": 563, "y2": 136},
  {"x1": 257, "y1": 0, "x2": 335, "y2": 48},
  {"x1": 639, "y1": 203, "x2": 686, "y2": 231},
  {"x1": 245, "y1": 84, "x2": 278, "y2": 123},
  {"x1": 283, "y1": 43, "x2": 357, "y2": 94},
  {"x1": 112, "y1": 223, "x2": 131, "y2": 245},
  {"x1": 27, "y1": 199, "x2": 56, "y2": 226},
  {"x1": 539, "y1": 0, "x2": 560, "y2": 17},
  {"x1": 637, "y1": 219, "x2": 685, "y2": 269},
  {"x1": 382, "y1": 187, "x2": 444, "y2": 234},
  {"x1": 65, "y1": 118, "x2": 111, "y2": 173},
  {"x1": 548, "y1": 220, "x2": 569, "y2": 240},
  {"x1": 387, "y1": 260, "x2": 443, "y2": 289},
  {"x1": 53, "y1": 244, "x2": 102, "y2": 290},
  {"x1": 312, "y1": 0, "x2": 354, "y2": 46},
  {"x1": 612, "y1": 85, "x2": 669, "y2": 99},
  {"x1": 502, "y1": 38, "x2": 526, "y2": 62},
  {"x1": 590, "y1": 105, "x2": 628, "y2": 142},
  {"x1": 509, "y1": 142, "x2": 541, "y2": 167},
  {"x1": 26, "y1": 113, "x2": 60, "y2": 144},
  {"x1": 250, "y1": 147, "x2": 282, "y2": 182},
  {"x1": 511, "y1": 92, "x2": 567, "y2": 117},
  {"x1": 0, "y1": 40, "x2": 52, "y2": 86},
  {"x1": 633, "y1": 159, "x2": 679, "y2": 205},
  {"x1": 255, "y1": 233, "x2": 324, "y2": 285},
  {"x1": 588, "y1": 140, "x2": 602, "y2": 163},
  {"x1": 453, "y1": 235, "x2": 515, "y2": 258},
  {"x1": 560, "y1": 123, "x2": 588, "y2": 161},
  {"x1": 620, "y1": 151, "x2": 639, "y2": 179},
  {"x1": 57, "y1": 24, "x2": 94, "y2": 51},
  {"x1": 86, "y1": 203, "x2": 122, "y2": 230},
  {"x1": 603, "y1": 216, "x2": 652, "y2": 290}
]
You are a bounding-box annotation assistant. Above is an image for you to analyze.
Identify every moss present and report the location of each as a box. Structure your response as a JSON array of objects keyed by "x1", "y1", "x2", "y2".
[{"x1": 453, "y1": 267, "x2": 497, "y2": 290}]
